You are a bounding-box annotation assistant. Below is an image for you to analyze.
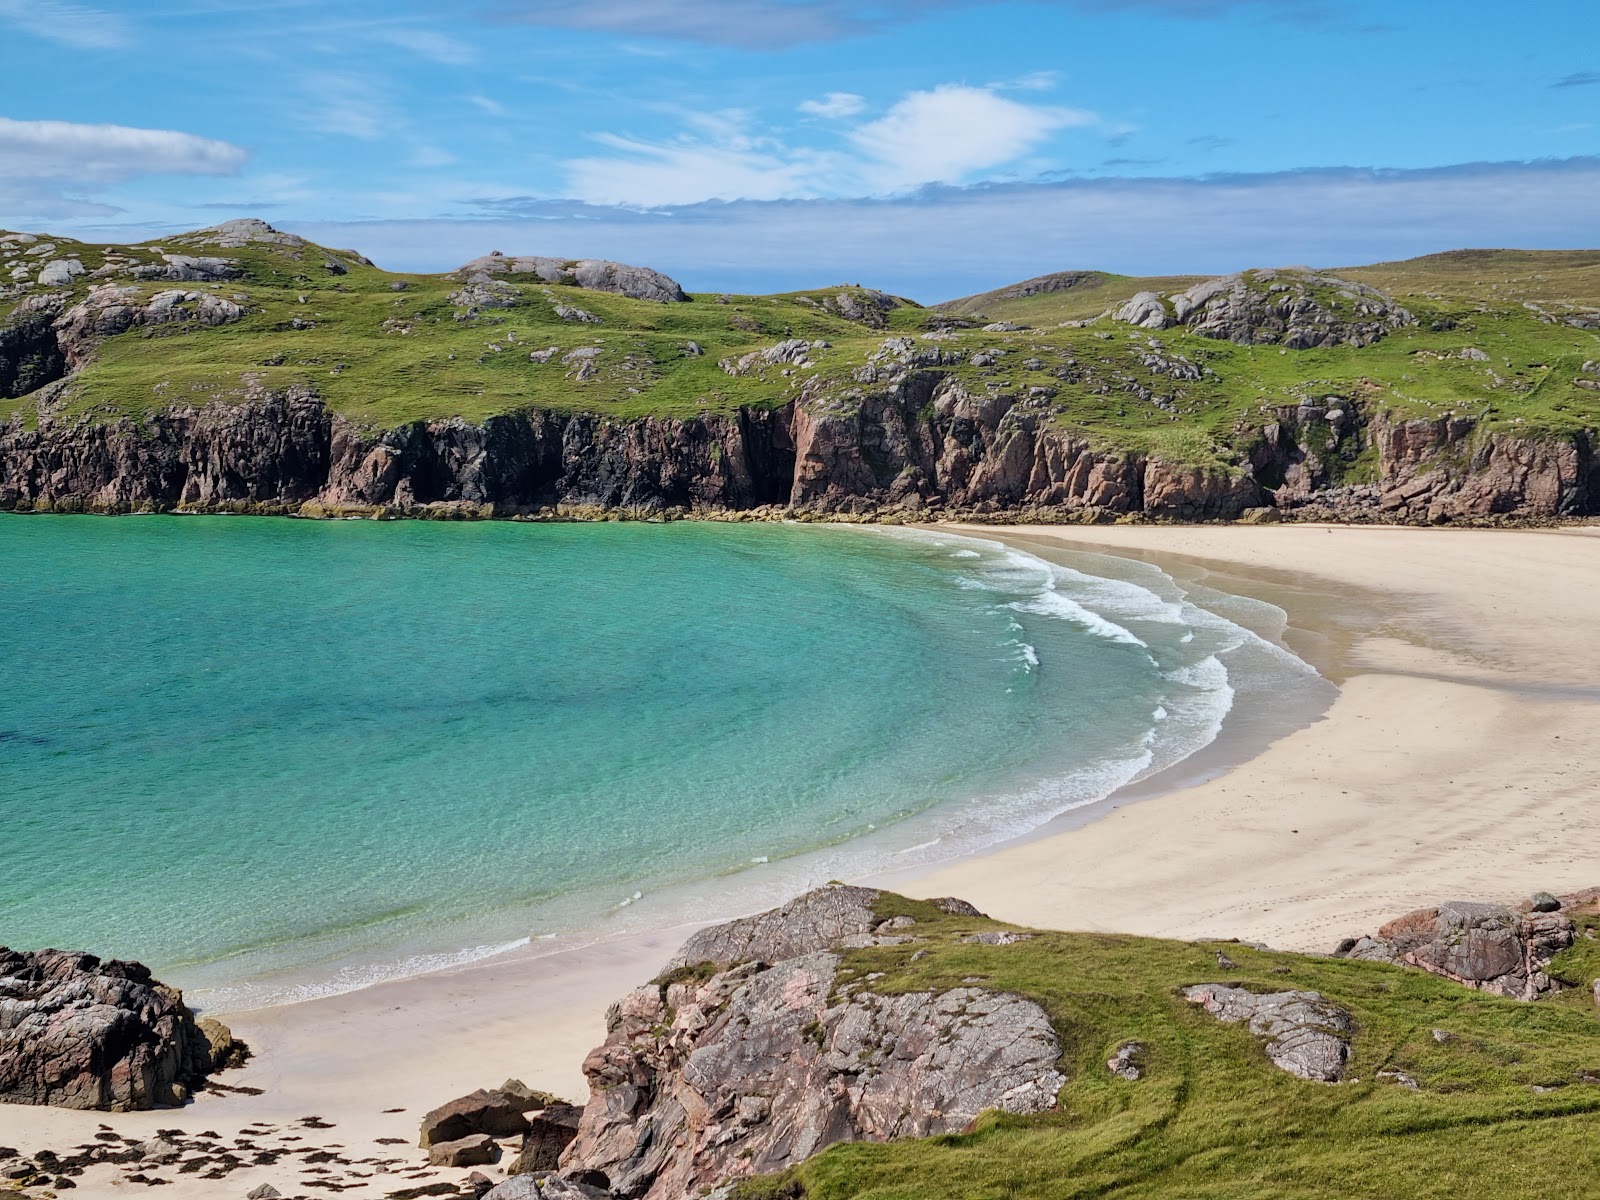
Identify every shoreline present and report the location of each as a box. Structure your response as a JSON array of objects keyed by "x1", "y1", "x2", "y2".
[
  {"x1": 893, "y1": 523, "x2": 1600, "y2": 951},
  {"x1": 9, "y1": 522, "x2": 1600, "y2": 1198}
]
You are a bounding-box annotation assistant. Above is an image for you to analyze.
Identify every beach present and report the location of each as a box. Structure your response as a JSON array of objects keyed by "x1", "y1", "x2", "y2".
[{"x1": 7, "y1": 521, "x2": 1600, "y2": 1198}]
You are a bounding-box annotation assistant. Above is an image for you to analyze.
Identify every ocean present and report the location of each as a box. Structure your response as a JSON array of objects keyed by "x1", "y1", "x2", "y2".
[{"x1": 0, "y1": 514, "x2": 1328, "y2": 1008}]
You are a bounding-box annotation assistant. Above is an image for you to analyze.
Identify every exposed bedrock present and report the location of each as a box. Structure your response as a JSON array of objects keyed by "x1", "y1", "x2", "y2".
[
  {"x1": 0, "y1": 369, "x2": 1592, "y2": 520},
  {"x1": 0, "y1": 947, "x2": 244, "y2": 1111},
  {"x1": 558, "y1": 886, "x2": 1064, "y2": 1200},
  {"x1": 1334, "y1": 891, "x2": 1584, "y2": 1000}
]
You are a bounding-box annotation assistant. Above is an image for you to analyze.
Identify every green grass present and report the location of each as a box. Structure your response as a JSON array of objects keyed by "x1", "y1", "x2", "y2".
[
  {"x1": 3, "y1": 228, "x2": 1598, "y2": 469},
  {"x1": 731, "y1": 896, "x2": 1600, "y2": 1200}
]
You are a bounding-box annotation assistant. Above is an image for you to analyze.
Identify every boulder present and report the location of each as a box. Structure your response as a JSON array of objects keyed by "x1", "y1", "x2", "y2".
[
  {"x1": 0, "y1": 947, "x2": 237, "y2": 1111},
  {"x1": 508, "y1": 1103, "x2": 583, "y2": 1174},
  {"x1": 420, "y1": 1088, "x2": 532, "y2": 1146},
  {"x1": 1184, "y1": 984, "x2": 1353, "y2": 1082},
  {"x1": 1333, "y1": 900, "x2": 1575, "y2": 1000},
  {"x1": 428, "y1": 1133, "x2": 500, "y2": 1168},
  {"x1": 565, "y1": 891, "x2": 1062, "y2": 1200},
  {"x1": 1113, "y1": 291, "x2": 1170, "y2": 330},
  {"x1": 1107, "y1": 1041, "x2": 1145, "y2": 1081},
  {"x1": 36, "y1": 259, "x2": 84, "y2": 287}
]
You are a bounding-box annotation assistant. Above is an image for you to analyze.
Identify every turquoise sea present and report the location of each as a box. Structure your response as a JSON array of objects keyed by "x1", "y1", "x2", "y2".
[{"x1": 0, "y1": 515, "x2": 1326, "y2": 1008}]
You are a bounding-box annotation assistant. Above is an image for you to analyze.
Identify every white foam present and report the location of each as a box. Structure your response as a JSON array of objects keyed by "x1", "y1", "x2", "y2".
[
  {"x1": 1010, "y1": 590, "x2": 1148, "y2": 647},
  {"x1": 198, "y1": 934, "x2": 535, "y2": 1011}
]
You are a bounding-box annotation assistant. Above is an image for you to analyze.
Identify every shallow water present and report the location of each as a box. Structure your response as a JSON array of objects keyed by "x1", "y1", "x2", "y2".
[{"x1": 0, "y1": 515, "x2": 1324, "y2": 1005}]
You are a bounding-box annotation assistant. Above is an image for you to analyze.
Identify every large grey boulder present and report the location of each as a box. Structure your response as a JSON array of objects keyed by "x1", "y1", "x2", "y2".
[
  {"x1": 1184, "y1": 984, "x2": 1353, "y2": 1082},
  {"x1": 566, "y1": 889, "x2": 1061, "y2": 1200},
  {"x1": 0, "y1": 947, "x2": 239, "y2": 1111},
  {"x1": 1112, "y1": 291, "x2": 1170, "y2": 329},
  {"x1": 36, "y1": 259, "x2": 84, "y2": 287},
  {"x1": 1334, "y1": 899, "x2": 1575, "y2": 1000},
  {"x1": 451, "y1": 253, "x2": 688, "y2": 303}
]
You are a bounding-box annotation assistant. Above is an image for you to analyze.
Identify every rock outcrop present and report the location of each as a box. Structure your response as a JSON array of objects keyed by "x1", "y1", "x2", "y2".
[
  {"x1": 560, "y1": 886, "x2": 1064, "y2": 1200},
  {"x1": 0, "y1": 947, "x2": 241, "y2": 1111},
  {"x1": 451, "y1": 254, "x2": 688, "y2": 304},
  {"x1": 1334, "y1": 897, "x2": 1576, "y2": 1000},
  {"x1": 1183, "y1": 985, "x2": 1354, "y2": 1082},
  {"x1": 1113, "y1": 268, "x2": 1416, "y2": 348},
  {"x1": 663, "y1": 884, "x2": 912, "y2": 971}
]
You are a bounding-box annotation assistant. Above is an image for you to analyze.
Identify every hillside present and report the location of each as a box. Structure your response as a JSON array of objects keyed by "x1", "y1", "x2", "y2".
[{"x1": 2, "y1": 220, "x2": 1598, "y2": 522}]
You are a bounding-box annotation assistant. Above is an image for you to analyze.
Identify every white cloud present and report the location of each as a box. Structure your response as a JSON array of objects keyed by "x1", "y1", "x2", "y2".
[
  {"x1": 467, "y1": 94, "x2": 509, "y2": 117},
  {"x1": 0, "y1": 117, "x2": 247, "y2": 223},
  {"x1": 0, "y1": 117, "x2": 247, "y2": 181},
  {"x1": 563, "y1": 85, "x2": 1092, "y2": 205},
  {"x1": 375, "y1": 28, "x2": 478, "y2": 65},
  {"x1": 0, "y1": 0, "x2": 130, "y2": 49},
  {"x1": 799, "y1": 92, "x2": 866, "y2": 118},
  {"x1": 848, "y1": 85, "x2": 1094, "y2": 190},
  {"x1": 567, "y1": 132, "x2": 825, "y2": 205}
]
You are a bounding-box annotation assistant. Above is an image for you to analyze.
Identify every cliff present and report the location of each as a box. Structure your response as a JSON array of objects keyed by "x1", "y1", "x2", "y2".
[
  {"x1": 2, "y1": 374, "x2": 1591, "y2": 523},
  {"x1": 2, "y1": 222, "x2": 1596, "y2": 524}
]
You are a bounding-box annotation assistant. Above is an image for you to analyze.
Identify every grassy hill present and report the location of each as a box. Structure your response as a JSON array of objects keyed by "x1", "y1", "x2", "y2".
[
  {"x1": 2, "y1": 222, "x2": 1598, "y2": 477},
  {"x1": 736, "y1": 894, "x2": 1600, "y2": 1200}
]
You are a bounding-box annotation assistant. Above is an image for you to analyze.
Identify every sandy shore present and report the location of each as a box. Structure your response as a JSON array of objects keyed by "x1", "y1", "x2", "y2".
[
  {"x1": 9, "y1": 522, "x2": 1600, "y2": 1198},
  {"x1": 900, "y1": 524, "x2": 1600, "y2": 950}
]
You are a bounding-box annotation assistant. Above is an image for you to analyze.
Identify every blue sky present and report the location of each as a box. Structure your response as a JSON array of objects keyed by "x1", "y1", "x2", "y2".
[{"x1": 1, "y1": 0, "x2": 1596, "y2": 298}]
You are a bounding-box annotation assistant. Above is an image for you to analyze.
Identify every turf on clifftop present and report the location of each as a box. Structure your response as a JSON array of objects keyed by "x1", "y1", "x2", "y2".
[
  {"x1": 2, "y1": 220, "x2": 1597, "y2": 478},
  {"x1": 730, "y1": 894, "x2": 1600, "y2": 1200}
]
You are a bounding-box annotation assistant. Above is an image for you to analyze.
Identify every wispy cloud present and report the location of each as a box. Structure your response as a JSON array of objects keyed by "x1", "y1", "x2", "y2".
[
  {"x1": 488, "y1": 0, "x2": 1325, "y2": 49},
  {"x1": 565, "y1": 85, "x2": 1094, "y2": 205},
  {"x1": 375, "y1": 27, "x2": 478, "y2": 65},
  {"x1": 0, "y1": 0, "x2": 131, "y2": 49},
  {"x1": 467, "y1": 94, "x2": 509, "y2": 117},
  {"x1": 1552, "y1": 70, "x2": 1600, "y2": 88},
  {"x1": 798, "y1": 92, "x2": 866, "y2": 118},
  {"x1": 299, "y1": 73, "x2": 392, "y2": 139}
]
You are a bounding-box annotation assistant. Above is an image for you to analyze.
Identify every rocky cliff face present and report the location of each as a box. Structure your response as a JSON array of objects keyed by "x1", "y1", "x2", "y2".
[
  {"x1": 3, "y1": 369, "x2": 1590, "y2": 522},
  {"x1": 559, "y1": 887, "x2": 1064, "y2": 1200}
]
